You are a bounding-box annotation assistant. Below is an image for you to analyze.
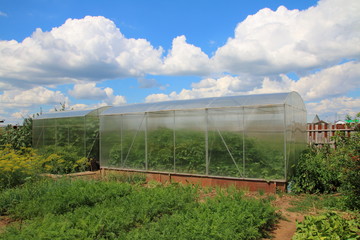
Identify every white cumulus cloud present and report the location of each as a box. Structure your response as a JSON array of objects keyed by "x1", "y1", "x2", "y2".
[
  {"x1": 307, "y1": 97, "x2": 360, "y2": 119},
  {"x1": 1, "y1": 0, "x2": 359, "y2": 90},
  {"x1": 160, "y1": 35, "x2": 211, "y2": 75},
  {"x1": 145, "y1": 60, "x2": 360, "y2": 118},
  {"x1": 146, "y1": 75, "x2": 251, "y2": 102},
  {"x1": 1, "y1": 0, "x2": 359, "y2": 124},
  {"x1": 213, "y1": 0, "x2": 360, "y2": 75},
  {"x1": 103, "y1": 87, "x2": 126, "y2": 106},
  {"x1": 0, "y1": 16, "x2": 163, "y2": 89},
  {"x1": 69, "y1": 82, "x2": 108, "y2": 100},
  {"x1": 0, "y1": 86, "x2": 68, "y2": 108},
  {"x1": 249, "y1": 61, "x2": 360, "y2": 101},
  {"x1": 11, "y1": 110, "x2": 30, "y2": 119},
  {"x1": 69, "y1": 82, "x2": 126, "y2": 105}
]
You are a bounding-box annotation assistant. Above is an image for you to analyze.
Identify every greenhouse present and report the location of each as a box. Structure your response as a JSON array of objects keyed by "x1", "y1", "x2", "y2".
[
  {"x1": 32, "y1": 107, "x2": 109, "y2": 164},
  {"x1": 100, "y1": 92, "x2": 307, "y2": 181}
]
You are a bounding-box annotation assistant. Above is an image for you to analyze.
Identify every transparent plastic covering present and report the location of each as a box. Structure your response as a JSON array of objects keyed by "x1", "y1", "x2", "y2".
[
  {"x1": 100, "y1": 92, "x2": 307, "y2": 181},
  {"x1": 32, "y1": 107, "x2": 109, "y2": 162},
  {"x1": 35, "y1": 108, "x2": 107, "y2": 119},
  {"x1": 102, "y1": 92, "x2": 305, "y2": 115}
]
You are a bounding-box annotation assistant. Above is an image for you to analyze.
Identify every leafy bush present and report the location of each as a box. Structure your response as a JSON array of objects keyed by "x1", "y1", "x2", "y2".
[
  {"x1": 291, "y1": 127, "x2": 360, "y2": 210},
  {"x1": 0, "y1": 118, "x2": 32, "y2": 150},
  {"x1": 293, "y1": 212, "x2": 360, "y2": 240},
  {"x1": 332, "y1": 130, "x2": 360, "y2": 210},
  {"x1": 291, "y1": 145, "x2": 341, "y2": 194}
]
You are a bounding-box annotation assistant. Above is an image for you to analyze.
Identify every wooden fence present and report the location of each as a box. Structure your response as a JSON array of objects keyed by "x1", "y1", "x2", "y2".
[{"x1": 307, "y1": 123, "x2": 354, "y2": 146}]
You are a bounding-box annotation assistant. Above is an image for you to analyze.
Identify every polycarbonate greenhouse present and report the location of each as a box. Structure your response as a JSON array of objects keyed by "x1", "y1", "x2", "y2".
[
  {"x1": 100, "y1": 92, "x2": 307, "y2": 181},
  {"x1": 32, "y1": 107, "x2": 109, "y2": 162}
]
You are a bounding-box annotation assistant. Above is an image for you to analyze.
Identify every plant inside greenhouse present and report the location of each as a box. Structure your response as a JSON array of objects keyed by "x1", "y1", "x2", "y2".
[
  {"x1": 99, "y1": 92, "x2": 307, "y2": 181},
  {"x1": 32, "y1": 92, "x2": 307, "y2": 182},
  {"x1": 32, "y1": 107, "x2": 110, "y2": 170}
]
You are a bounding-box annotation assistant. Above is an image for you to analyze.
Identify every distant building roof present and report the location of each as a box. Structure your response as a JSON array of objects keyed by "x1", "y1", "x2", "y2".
[
  {"x1": 312, "y1": 115, "x2": 320, "y2": 123},
  {"x1": 314, "y1": 120, "x2": 328, "y2": 125}
]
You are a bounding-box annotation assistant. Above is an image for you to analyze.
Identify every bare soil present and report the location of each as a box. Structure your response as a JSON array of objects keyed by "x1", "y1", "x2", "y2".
[
  {"x1": 267, "y1": 195, "x2": 306, "y2": 240},
  {"x1": 0, "y1": 216, "x2": 14, "y2": 234}
]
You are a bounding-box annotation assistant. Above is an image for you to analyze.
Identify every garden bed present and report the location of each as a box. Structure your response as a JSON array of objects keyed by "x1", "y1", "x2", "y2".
[{"x1": 0, "y1": 177, "x2": 278, "y2": 239}]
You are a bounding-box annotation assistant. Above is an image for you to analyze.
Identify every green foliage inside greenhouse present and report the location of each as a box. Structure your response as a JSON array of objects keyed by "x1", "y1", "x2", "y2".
[{"x1": 107, "y1": 128, "x2": 285, "y2": 180}]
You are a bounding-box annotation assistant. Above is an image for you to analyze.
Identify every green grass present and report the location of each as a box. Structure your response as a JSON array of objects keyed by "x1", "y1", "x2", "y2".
[{"x1": 287, "y1": 194, "x2": 347, "y2": 213}]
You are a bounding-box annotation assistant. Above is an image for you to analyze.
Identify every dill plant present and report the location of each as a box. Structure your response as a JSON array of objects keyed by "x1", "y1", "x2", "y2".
[{"x1": 0, "y1": 146, "x2": 44, "y2": 189}]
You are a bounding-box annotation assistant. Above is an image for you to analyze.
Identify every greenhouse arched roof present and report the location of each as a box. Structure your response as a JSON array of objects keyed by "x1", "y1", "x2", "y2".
[
  {"x1": 35, "y1": 106, "x2": 109, "y2": 120},
  {"x1": 102, "y1": 92, "x2": 305, "y2": 116}
]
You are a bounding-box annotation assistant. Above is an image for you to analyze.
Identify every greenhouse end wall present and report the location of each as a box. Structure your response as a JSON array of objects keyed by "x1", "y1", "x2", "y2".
[
  {"x1": 100, "y1": 92, "x2": 307, "y2": 181},
  {"x1": 32, "y1": 107, "x2": 108, "y2": 163}
]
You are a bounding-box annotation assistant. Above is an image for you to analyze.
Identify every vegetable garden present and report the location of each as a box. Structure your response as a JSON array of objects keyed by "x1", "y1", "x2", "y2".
[
  {"x1": 0, "y1": 178, "x2": 278, "y2": 240},
  {"x1": 0, "y1": 113, "x2": 359, "y2": 239}
]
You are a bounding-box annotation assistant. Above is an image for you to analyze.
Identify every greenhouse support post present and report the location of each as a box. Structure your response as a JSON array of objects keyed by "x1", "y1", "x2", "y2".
[
  {"x1": 283, "y1": 104, "x2": 287, "y2": 180},
  {"x1": 145, "y1": 112, "x2": 148, "y2": 170},
  {"x1": 84, "y1": 117, "x2": 86, "y2": 159},
  {"x1": 120, "y1": 115, "x2": 123, "y2": 166},
  {"x1": 173, "y1": 111, "x2": 176, "y2": 172},
  {"x1": 242, "y1": 107, "x2": 245, "y2": 177},
  {"x1": 205, "y1": 109, "x2": 209, "y2": 175}
]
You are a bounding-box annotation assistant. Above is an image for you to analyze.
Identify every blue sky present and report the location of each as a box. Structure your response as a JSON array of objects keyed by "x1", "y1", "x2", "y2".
[{"x1": 0, "y1": 0, "x2": 359, "y2": 124}]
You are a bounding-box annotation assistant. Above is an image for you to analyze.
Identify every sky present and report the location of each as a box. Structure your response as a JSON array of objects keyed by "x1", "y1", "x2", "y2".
[{"x1": 0, "y1": 0, "x2": 359, "y2": 125}]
